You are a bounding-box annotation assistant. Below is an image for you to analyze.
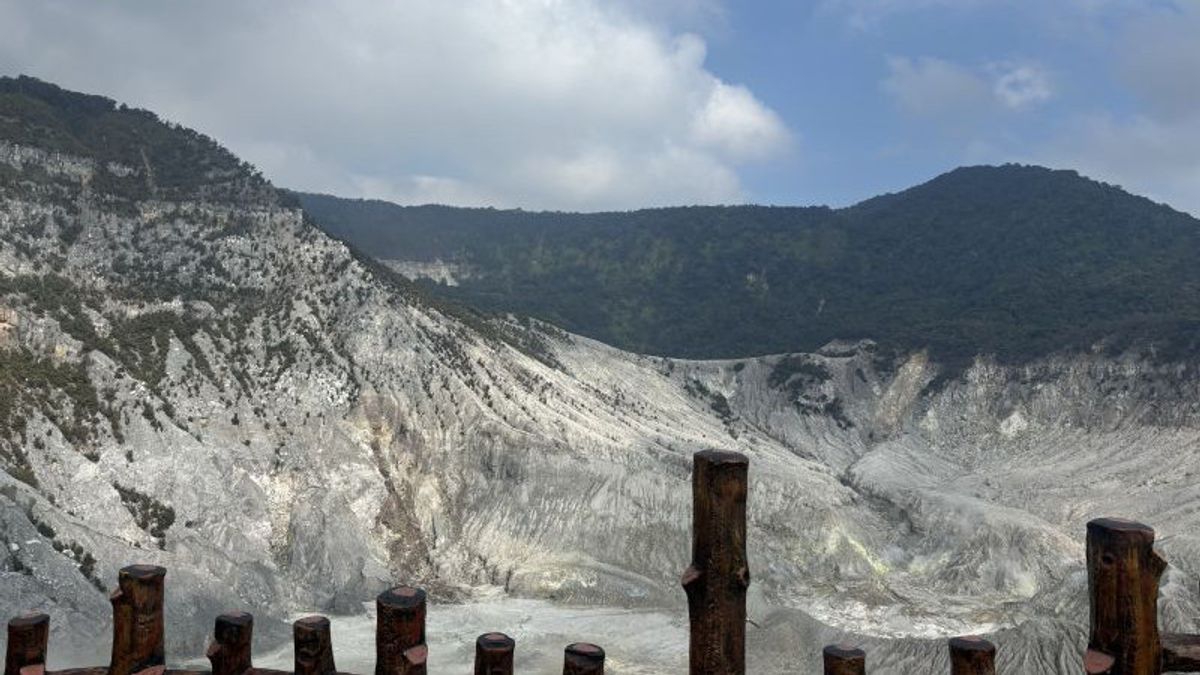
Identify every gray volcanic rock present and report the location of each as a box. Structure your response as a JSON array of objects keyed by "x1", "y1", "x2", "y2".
[{"x1": 2, "y1": 104, "x2": 1200, "y2": 673}]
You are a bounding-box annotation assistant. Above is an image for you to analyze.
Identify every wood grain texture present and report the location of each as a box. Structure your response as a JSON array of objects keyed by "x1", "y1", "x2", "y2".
[
  {"x1": 375, "y1": 587, "x2": 427, "y2": 675},
  {"x1": 293, "y1": 616, "x2": 336, "y2": 675},
  {"x1": 206, "y1": 612, "x2": 253, "y2": 675},
  {"x1": 682, "y1": 450, "x2": 749, "y2": 675},
  {"x1": 1086, "y1": 519, "x2": 1165, "y2": 675},
  {"x1": 473, "y1": 633, "x2": 514, "y2": 675},
  {"x1": 562, "y1": 643, "x2": 604, "y2": 675},
  {"x1": 109, "y1": 565, "x2": 166, "y2": 675},
  {"x1": 6, "y1": 613, "x2": 49, "y2": 675}
]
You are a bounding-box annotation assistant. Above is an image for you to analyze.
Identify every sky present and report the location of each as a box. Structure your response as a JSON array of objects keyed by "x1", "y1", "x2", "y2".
[{"x1": 1, "y1": 0, "x2": 1198, "y2": 214}]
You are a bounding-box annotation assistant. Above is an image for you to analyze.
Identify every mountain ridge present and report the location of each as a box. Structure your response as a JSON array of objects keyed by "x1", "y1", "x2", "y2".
[
  {"x1": 5, "y1": 76, "x2": 1200, "y2": 674},
  {"x1": 297, "y1": 163, "x2": 1200, "y2": 365}
]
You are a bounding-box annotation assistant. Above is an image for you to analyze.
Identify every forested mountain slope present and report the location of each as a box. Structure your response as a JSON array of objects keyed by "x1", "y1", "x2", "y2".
[
  {"x1": 3, "y1": 76, "x2": 1200, "y2": 674},
  {"x1": 298, "y1": 168, "x2": 1200, "y2": 364}
]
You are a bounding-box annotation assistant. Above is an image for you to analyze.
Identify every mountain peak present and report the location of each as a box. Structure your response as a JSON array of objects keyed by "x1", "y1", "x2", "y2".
[
  {"x1": 0, "y1": 75, "x2": 272, "y2": 206},
  {"x1": 301, "y1": 162, "x2": 1200, "y2": 363}
]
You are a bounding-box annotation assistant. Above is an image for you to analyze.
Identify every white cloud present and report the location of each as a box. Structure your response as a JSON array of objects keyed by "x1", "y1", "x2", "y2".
[
  {"x1": 883, "y1": 56, "x2": 1052, "y2": 118},
  {"x1": 1031, "y1": 3, "x2": 1200, "y2": 216},
  {"x1": 881, "y1": 56, "x2": 992, "y2": 117},
  {"x1": 1117, "y1": 3, "x2": 1200, "y2": 121},
  {"x1": 821, "y1": 0, "x2": 987, "y2": 30},
  {"x1": 823, "y1": 0, "x2": 1145, "y2": 30},
  {"x1": 0, "y1": 0, "x2": 790, "y2": 211},
  {"x1": 991, "y1": 63, "x2": 1053, "y2": 110},
  {"x1": 1034, "y1": 113, "x2": 1200, "y2": 215},
  {"x1": 690, "y1": 81, "x2": 791, "y2": 160}
]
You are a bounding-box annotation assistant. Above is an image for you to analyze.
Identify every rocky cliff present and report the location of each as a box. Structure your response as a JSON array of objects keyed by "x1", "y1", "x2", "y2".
[{"x1": 2, "y1": 79, "x2": 1199, "y2": 674}]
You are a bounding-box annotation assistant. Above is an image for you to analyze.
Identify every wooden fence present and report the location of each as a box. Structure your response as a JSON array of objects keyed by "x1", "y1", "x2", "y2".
[{"x1": 6, "y1": 450, "x2": 1200, "y2": 674}]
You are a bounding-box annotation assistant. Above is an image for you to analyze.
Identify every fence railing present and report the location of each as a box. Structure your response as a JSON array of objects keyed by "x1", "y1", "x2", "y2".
[{"x1": 6, "y1": 450, "x2": 1200, "y2": 674}]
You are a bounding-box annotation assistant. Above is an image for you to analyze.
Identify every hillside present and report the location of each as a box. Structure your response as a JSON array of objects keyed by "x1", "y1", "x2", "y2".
[
  {"x1": 297, "y1": 168, "x2": 1200, "y2": 365},
  {"x1": 5, "y1": 77, "x2": 1200, "y2": 674}
]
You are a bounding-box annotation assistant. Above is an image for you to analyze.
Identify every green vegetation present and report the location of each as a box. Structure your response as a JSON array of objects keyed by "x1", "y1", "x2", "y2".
[
  {"x1": 298, "y1": 165, "x2": 1200, "y2": 366},
  {"x1": 0, "y1": 347, "x2": 102, "y2": 479},
  {"x1": 113, "y1": 484, "x2": 175, "y2": 547},
  {"x1": 0, "y1": 75, "x2": 273, "y2": 204}
]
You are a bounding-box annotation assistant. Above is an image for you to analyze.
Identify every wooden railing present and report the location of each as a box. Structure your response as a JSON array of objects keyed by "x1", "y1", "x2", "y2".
[{"x1": 6, "y1": 450, "x2": 1200, "y2": 674}]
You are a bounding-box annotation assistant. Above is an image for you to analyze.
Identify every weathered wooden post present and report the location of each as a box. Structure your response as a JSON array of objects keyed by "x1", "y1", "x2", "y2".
[
  {"x1": 6, "y1": 613, "x2": 49, "y2": 675},
  {"x1": 1084, "y1": 518, "x2": 1200, "y2": 674},
  {"x1": 682, "y1": 449, "x2": 749, "y2": 675},
  {"x1": 1086, "y1": 519, "x2": 1165, "y2": 675},
  {"x1": 949, "y1": 636, "x2": 995, "y2": 675},
  {"x1": 376, "y1": 586, "x2": 427, "y2": 675},
  {"x1": 563, "y1": 643, "x2": 604, "y2": 675},
  {"x1": 474, "y1": 632, "x2": 515, "y2": 675},
  {"x1": 108, "y1": 564, "x2": 166, "y2": 675},
  {"x1": 294, "y1": 616, "x2": 337, "y2": 675},
  {"x1": 822, "y1": 644, "x2": 865, "y2": 675},
  {"x1": 207, "y1": 612, "x2": 253, "y2": 675}
]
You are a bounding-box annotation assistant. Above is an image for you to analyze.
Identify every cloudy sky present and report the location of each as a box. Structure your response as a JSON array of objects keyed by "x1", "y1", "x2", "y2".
[{"x1": 1, "y1": 0, "x2": 1197, "y2": 214}]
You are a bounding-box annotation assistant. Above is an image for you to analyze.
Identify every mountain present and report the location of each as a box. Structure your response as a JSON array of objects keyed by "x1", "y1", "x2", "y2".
[
  {"x1": 296, "y1": 167, "x2": 1200, "y2": 366},
  {"x1": 3, "y1": 76, "x2": 1200, "y2": 674}
]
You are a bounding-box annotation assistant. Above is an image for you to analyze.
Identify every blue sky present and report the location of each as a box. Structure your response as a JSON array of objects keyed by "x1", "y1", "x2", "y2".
[
  {"x1": 2, "y1": 0, "x2": 1198, "y2": 214},
  {"x1": 695, "y1": 0, "x2": 1199, "y2": 211}
]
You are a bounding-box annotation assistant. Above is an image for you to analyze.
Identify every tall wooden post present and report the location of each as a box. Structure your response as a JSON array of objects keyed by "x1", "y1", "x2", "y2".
[
  {"x1": 1086, "y1": 519, "x2": 1165, "y2": 675},
  {"x1": 6, "y1": 613, "x2": 49, "y2": 675},
  {"x1": 474, "y1": 633, "x2": 514, "y2": 675},
  {"x1": 562, "y1": 643, "x2": 604, "y2": 675},
  {"x1": 294, "y1": 616, "x2": 337, "y2": 675},
  {"x1": 823, "y1": 644, "x2": 865, "y2": 675},
  {"x1": 207, "y1": 612, "x2": 253, "y2": 675},
  {"x1": 376, "y1": 586, "x2": 427, "y2": 675},
  {"x1": 949, "y1": 636, "x2": 995, "y2": 675},
  {"x1": 682, "y1": 449, "x2": 749, "y2": 675},
  {"x1": 109, "y1": 565, "x2": 166, "y2": 675}
]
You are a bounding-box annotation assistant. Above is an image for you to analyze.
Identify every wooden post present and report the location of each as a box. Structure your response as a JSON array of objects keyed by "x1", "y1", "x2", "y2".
[
  {"x1": 563, "y1": 643, "x2": 604, "y2": 675},
  {"x1": 822, "y1": 644, "x2": 865, "y2": 675},
  {"x1": 949, "y1": 636, "x2": 995, "y2": 675},
  {"x1": 376, "y1": 586, "x2": 427, "y2": 675},
  {"x1": 1086, "y1": 519, "x2": 1165, "y2": 675},
  {"x1": 6, "y1": 613, "x2": 49, "y2": 675},
  {"x1": 1162, "y1": 634, "x2": 1200, "y2": 672},
  {"x1": 474, "y1": 633, "x2": 514, "y2": 675},
  {"x1": 294, "y1": 616, "x2": 336, "y2": 675},
  {"x1": 207, "y1": 612, "x2": 253, "y2": 675},
  {"x1": 108, "y1": 564, "x2": 166, "y2": 675},
  {"x1": 682, "y1": 449, "x2": 749, "y2": 675}
]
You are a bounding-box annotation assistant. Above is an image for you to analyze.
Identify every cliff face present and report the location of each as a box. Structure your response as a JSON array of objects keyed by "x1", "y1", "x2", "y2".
[
  {"x1": 2, "y1": 83, "x2": 1200, "y2": 674},
  {"x1": 0, "y1": 134, "x2": 870, "y2": 665}
]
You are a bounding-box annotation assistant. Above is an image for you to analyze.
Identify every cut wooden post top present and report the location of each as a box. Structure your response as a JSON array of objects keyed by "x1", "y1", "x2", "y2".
[
  {"x1": 949, "y1": 636, "x2": 995, "y2": 652},
  {"x1": 119, "y1": 565, "x2": 167, "y2": 580},
  {"x1": 694, "y1": 449, "x2": 749, "y2": 465},
  {"x1": 822, "y1": 644, "x2": 866, "y2": 675},
  {"x1": 7, "y1": 614, "x2": 49, "y2": 629},
  {"x1": 563, "y1": 642, "x2": 605, "y2": 674},
  {"x1": 295, "y1": 616, "x2": 331, "y2": 629},
  {"x1": 377, "y1": 587, "x2": 426, "y2": 608},
  {"x1": 215, "y1": 612, "x2": 252, "y2": 626},
  {"x1": 566, "y1": 643, "x2": 603, "y2": 655},
  {"x1": 476, "y1": 633, "x2": 515, "y2": 650},
  {"x1": 824, "y1": 644, "x2": 865, "y2": 657}
]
